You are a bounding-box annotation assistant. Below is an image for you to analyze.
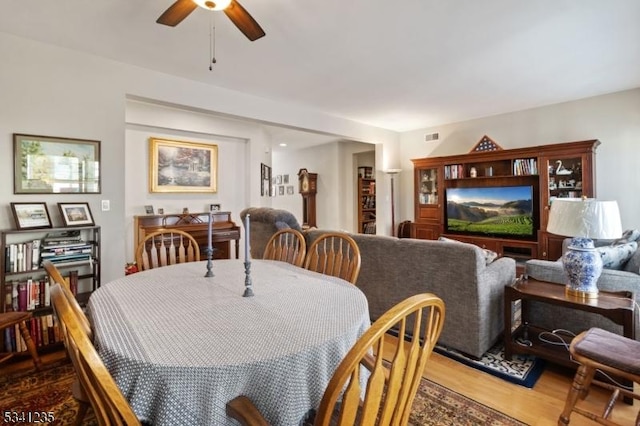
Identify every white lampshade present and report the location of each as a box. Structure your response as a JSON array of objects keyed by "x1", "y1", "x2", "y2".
[
  {"x1": 547, "y1": 198, "x2": 622, "y2": 239},
  {"x1": 193, "y1": 0, "x2": 231, "y2": 10}
]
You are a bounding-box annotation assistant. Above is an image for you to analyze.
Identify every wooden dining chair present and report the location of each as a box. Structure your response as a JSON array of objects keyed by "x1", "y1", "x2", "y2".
[
  {"x1": 0, "y1": 311, "x2": 42, "y2": 370},
  {"x1": 263, "y1": 229, "x2": 307, "y2": 267},
  {"x1": 50, "y1": 283, "x2": 141, "y2": 426},
  {"x1": 43, "y1": 260, "x2": 92, "y2": 426},
  {"x1": 304, "y1": 233, "x2": 361, "y2": 284},
  {"x1": 135, "y1": 229, "x2": 200, "y2": 271},
  {"x1": 227, "y1": 293, "x2": 446, "y2": 426}
]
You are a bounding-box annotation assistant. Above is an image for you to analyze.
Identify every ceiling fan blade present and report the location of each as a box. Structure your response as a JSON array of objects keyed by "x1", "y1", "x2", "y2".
[
  {"x1": 224, "y1": 0, "x2": 266, "y2": 41},
  {"x1": 157, "y1": 0, "x2": 198, "y2": 27}
]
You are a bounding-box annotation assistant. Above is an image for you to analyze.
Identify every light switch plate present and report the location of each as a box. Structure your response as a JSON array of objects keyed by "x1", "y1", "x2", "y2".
[{"x1": 101, "y1": 200, "x2": 110, "y2": 211}]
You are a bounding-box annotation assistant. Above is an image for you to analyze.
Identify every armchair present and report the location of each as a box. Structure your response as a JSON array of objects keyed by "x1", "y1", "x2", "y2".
[{"x1": 240, "y1": 208, "x2": 302, "y2": 259}]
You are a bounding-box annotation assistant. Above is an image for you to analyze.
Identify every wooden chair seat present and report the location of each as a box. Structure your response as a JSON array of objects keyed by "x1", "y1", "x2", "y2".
[
  {"x1": 558, "y1": 327, "x2": 640, "y2": 425},
  {"x1": 0, "y1": 311, "x2": 42, "y2": 370}
]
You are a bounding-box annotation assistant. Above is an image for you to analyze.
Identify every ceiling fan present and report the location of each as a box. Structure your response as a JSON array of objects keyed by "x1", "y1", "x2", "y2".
[{"x1": 157, "y1": 0, "x2": 265, "y2": 41}]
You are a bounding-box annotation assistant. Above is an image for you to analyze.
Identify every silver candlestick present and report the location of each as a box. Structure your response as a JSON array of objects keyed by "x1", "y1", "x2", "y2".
[
  {"x1": 243, "y1": 260, "x2": 254, "y2": 297},
  {"x1": 205, "y1": 247, "x2": 214, "y2": 277}
]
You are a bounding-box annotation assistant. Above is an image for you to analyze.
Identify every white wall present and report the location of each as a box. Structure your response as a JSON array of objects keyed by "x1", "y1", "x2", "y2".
[
  {"x1": 0, "y1": 32, "x2": 397, "y2": 283},
  {"x1": 398, "y1": 88, "x2": 640, "y2": 231},
  {"x1": 272, "y1": 141, "x2": 375, "y2": 232}
]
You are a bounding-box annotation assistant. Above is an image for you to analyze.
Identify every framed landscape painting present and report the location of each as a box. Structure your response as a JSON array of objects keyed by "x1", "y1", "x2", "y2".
[
  {"x1": 13, "y1": 134, "x2": 101, "y2": 194},
  {"x1": 10, "y1": 202, "x2": 52, "y2": 230},
  {"x1": 58, "y1": 202, "x2": 95, "y2": 227},
  {"x1": 149, "y1": 138, "x2": 218, "y2": 193}
]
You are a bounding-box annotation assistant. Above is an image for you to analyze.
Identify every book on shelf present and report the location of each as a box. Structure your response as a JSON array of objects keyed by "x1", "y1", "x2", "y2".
[{"x1": 44, "y1": 229, "x2": 82, "y2": 243}]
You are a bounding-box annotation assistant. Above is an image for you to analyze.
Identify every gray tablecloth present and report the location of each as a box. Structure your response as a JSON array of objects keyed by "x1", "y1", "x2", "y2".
[{"x1": 88, "y1": 259, "x2": 370, "y2": 426}]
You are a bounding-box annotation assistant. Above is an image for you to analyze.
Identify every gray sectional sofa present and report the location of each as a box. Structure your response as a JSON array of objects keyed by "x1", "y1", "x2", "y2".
[{"x1": 305, "y1": 230, "x2": 516, "y2": 359}]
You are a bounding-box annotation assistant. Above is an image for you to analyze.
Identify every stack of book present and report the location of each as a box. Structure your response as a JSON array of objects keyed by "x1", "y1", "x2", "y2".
[{"x1": 40, "y1": 230, "x2": 93, "y2": 266}]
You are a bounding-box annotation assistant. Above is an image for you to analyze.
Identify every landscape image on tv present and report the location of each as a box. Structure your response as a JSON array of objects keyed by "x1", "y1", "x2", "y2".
[{"x1": 446, "y1": 186, "x2": 534, "y2": 237}]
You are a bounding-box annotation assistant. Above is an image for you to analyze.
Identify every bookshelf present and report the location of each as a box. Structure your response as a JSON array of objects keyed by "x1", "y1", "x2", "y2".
[
  {"x1": 1, "y1": 225, "x2": 100, "y2": 355},
  {"x1": 411, "y1": 140, "x2": 599, "y2": 262},
  {"x1": 358, "y1": 177, "x2": 376, "y2": 234}
]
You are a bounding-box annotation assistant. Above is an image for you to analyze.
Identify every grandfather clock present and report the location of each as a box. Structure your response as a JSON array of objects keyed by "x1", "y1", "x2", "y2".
[{"x1": 298, "y1": 168, "x2": 318, "y2": 228}]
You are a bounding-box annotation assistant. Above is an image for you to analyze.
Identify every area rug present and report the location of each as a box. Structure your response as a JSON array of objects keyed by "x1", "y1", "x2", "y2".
[
  {"x1": 1, "y1": 361, "x2": 525, "y2": 425},
  {"x1": 434, "y1": 342, "x2": 545, "y2": 388}
]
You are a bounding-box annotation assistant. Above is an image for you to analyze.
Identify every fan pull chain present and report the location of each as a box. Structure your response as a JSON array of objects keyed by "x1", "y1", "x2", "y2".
[{"x1": 209, "y1": 15, "x2": 217, "y2": 70}]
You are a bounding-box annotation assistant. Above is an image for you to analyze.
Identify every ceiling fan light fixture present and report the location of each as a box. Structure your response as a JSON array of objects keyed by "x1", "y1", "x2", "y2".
[{"x1": 194, "y1": 0, "x2": 232, "y2": 11}]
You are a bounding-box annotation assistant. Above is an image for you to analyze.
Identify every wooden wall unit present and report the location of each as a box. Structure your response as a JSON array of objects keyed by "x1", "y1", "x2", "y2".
[
  {"x1": 411, "y1": 140, "x2": 599, "y2": 262},
  {"x1": 134, "y1": 212, "x2": 240, "y2": 260}
]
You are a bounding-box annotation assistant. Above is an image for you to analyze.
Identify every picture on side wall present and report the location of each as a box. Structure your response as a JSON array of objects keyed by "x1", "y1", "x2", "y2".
[
  {"x1": 13, "y1": 133, "x2": 101, "y2": 194},
  {"x1": 287, "y1": 185, "x2": 294, "y2": 195},
  {"x1": 149, "y1": 138, "x2": 218, "y2": 193},
  {"x1": 58, "y1": 202, "x2": 95, "y2": 227},
  {"x1": 278, "y1": 185, "x2": 285, "y2": 196},
  {"x1": 10, "y1": 202, "x2": 52, "y2": 230},
  {"x1": 261, "y1": 163, "x2": 272, "y2": 196}
]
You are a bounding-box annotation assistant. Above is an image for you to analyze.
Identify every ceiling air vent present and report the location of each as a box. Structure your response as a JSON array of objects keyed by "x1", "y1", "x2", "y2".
[{"x1": 424, "y1": 133, "x2": 439, "y2": 142}]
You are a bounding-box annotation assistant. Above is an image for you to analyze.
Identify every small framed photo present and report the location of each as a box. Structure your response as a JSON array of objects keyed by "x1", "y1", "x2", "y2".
[
  {"x1": 283, "y1": 174, "x2": 290, "y2": 184},
  {"x1": 278, "y1": 185, "x2": 285, "y2": 196},
  {"x1": 58, "y1": 202, "x2": 95, "y2": 227},
  {"x1": 276, "y1": 175, "x2": 282, "y2": 185},
  {"x1": 10, "y1": 202, "x2": 52, "y2": 230},
  {"x1": 144, "y1": 205, "x2": 154, "y2": 214},
  {"x1": 287, "y1": 185, "x2": 294, "y2": 195},
  {"x1": 210, "y1": 203, "x2": 221, "y2": 212}
]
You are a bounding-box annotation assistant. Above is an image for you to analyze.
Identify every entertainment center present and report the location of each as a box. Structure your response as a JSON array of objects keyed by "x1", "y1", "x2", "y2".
[{"x1": 411, "y1": 139, "x2": 599, "y2": 263}]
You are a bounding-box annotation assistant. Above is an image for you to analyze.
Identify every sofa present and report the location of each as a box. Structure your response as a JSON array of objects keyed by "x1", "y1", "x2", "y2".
[
  {"x1": 240, "y1": 207, "x2": 303, "y2": 259},
  {"x1": 305, "y1": 230, "x2": 516, "y2": 359},
  {"x1": 525, "y1": 232, "x2": 640, "y2": 339}
]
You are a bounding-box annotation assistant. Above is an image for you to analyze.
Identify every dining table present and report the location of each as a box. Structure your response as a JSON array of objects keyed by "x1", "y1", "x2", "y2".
[{"x1": 87, "y1": 259, "x2": 371, "y2": 426}]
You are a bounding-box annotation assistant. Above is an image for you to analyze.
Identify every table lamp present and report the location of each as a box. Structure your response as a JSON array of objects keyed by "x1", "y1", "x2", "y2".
[{"x1": 546, "y1": 198, "x2": 622, "y2": 299}]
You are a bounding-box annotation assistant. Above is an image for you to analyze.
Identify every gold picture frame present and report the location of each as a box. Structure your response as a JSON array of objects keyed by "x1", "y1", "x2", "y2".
[
  {"x1": 13, "y1": 133, "x2": 101, "y2": 194},
  {"x1": 149, "y1": 138, "x2": 218, "y2": 193}
]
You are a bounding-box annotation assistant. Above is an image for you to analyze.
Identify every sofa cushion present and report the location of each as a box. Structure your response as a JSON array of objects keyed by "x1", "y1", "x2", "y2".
[
  {"x1": 438, "y1": 236, "x2": 498, "y2": 265},
  {"x1": 597, "y1": 241, "x2": 637, "y2": 270},
  {"x1": 623, "y1": 248, "x2": 640, "y2": 274}
]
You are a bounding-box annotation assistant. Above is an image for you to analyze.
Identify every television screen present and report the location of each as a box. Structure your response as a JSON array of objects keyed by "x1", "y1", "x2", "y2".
[{"x1": 445, "y1": 185, "x2": 534, "y2": 239}]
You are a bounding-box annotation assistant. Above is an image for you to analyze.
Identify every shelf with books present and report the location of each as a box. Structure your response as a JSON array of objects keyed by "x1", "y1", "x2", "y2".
[
  {"x1": 357, "y1": 176, "x2": 376, "y2": 234},
  {"x1": 1, "y1": 225, "x2": 100, "y2": 356}
]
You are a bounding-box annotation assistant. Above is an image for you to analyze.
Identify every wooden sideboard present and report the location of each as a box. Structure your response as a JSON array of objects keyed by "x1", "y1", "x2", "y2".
[{"x1": 134, "y1": 212, "x2": 240, "y2": 260}]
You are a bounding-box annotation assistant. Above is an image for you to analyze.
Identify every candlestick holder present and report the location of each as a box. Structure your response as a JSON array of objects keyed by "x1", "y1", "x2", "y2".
[
  {"x1": 243, "y1": 260, "x2": 254, "y2": 297},
  {"x1": 204, "y1": 247, "x2": 215, "y2": 277}
]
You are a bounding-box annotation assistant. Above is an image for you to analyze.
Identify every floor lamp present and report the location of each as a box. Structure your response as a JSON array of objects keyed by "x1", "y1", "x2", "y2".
[{"x1": 385, "y1": 169, "x2": 401, "y2": 236}]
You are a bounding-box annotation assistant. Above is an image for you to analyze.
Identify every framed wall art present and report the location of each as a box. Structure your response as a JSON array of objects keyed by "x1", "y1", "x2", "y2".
[
  {"x1": 13, "y1": 133, "x2": 101, "y2": 194},
  {"x1": 10, "y1": 202, "x2": 52, "y2": 230},
  {"x1": 149, "y1": 138, "x2": 218, "y2": 193},
  {"x1": 261, "y1": 163, "x2": 272, "y2": 196},
  {"x1": 58, "y1": 202, "x2": 95, "y2": 227}
]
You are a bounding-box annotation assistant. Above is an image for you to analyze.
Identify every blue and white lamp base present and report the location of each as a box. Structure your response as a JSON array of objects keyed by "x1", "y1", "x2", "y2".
[{"x1": 562, "y1": 237, "x2": 602, "y2": 299}]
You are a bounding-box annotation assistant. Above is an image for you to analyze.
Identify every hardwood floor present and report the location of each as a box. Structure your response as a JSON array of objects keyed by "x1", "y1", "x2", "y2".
[{"x1": 2, "y1": 341, "x2": 637, "y2": 425}]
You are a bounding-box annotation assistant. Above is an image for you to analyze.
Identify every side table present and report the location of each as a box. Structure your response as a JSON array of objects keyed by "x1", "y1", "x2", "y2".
[
  {"x1": 505, "y1": 277, "x2": 635, "y2": 363},
  {"x1": 504, "y1": 277, "x2": 636, "y2": 402}
]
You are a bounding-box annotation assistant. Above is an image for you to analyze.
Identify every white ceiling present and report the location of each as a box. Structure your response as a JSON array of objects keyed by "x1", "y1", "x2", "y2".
[{"x1": 2, "y1": 0, "x2": 639, "y2": 134}]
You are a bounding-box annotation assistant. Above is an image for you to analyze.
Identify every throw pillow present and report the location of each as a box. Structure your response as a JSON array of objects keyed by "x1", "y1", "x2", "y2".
[
  {"x1": 438, "y1": 236, "x2": 498, "y2": 265},
  {"x1": 596, "y1": 242, "x2": 638, "y2": 270},
  {"x1": 613, "y1": 229, "x2": 640, "y2": 245}
]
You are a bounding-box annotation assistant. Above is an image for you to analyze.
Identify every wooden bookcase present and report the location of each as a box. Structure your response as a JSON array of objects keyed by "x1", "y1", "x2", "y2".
[
  {"x1": 358, "y1": 177, "x2": 376, "y2": 234},
  {"x1": 0, "y1": 225, "x2": 101, "y2": 354},
  {"x1": 411, "y1": 140, "x2": 599, "y2": 262}
]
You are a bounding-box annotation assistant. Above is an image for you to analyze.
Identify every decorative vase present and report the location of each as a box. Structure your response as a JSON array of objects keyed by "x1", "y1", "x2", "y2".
[{"x1": 562, "y1": 237, "x2": 602, "y2": 298}]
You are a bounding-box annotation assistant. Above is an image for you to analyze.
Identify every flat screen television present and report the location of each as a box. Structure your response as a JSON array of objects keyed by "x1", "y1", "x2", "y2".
[{"x1": 445, "y1": 185, "x2": 535, "y2": 239}]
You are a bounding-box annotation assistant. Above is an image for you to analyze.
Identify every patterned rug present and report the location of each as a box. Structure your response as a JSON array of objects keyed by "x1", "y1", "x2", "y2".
[
  {"x1": 434, "y1": 342, "x2": 545, "y2": 388},
  {"x1": 1, "y1": 361, "x2": 525, "y2": 425}
]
